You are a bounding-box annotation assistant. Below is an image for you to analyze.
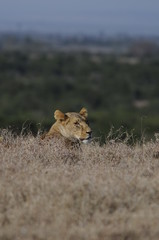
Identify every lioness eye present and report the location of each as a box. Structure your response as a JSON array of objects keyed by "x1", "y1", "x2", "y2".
[
  {"x1": 74, "y1": 121, "x2": 79, "y2": 126},
  {"x1": 86, "y1": 120, "x2": 89, "y2": 126}
]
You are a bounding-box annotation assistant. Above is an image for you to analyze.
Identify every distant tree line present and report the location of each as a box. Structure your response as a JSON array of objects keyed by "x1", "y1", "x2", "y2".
[{"x1": 1, "y1": 50, "x2": 159, "y2": 141}]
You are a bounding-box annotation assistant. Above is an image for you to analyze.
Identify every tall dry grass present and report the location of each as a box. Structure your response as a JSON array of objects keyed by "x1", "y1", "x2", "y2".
[{"x1": 1, "y1": 130, "x2": 159, "y2": 240}]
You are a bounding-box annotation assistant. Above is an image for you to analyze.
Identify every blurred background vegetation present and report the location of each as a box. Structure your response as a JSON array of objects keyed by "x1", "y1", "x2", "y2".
[{"x1": 1, "y1": 33, "x2": 159, "y2": 141}]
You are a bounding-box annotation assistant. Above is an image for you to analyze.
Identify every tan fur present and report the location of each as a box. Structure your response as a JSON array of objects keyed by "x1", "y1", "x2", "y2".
[{"x1": 42, "y1": 108, "x2": 92, "y2": 144}]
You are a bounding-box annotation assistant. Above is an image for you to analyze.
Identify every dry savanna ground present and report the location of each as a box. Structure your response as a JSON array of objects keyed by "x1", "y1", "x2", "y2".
[{"x1": 1, "y1": 130, "x2": 159, "y2": 240}]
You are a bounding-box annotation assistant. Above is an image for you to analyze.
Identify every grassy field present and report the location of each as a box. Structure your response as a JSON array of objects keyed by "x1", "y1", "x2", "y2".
[{"x1": 1, "y1": 131, "x2": 159, "y2": 240}]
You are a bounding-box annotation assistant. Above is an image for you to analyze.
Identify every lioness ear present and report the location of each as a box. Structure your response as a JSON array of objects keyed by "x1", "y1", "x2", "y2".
[
  {"x1": 54, "y1": 110, "x2": 66, "y2": 121},
  {"x1": 79, "y1": 108, "x2": 88, "y2": 119}
]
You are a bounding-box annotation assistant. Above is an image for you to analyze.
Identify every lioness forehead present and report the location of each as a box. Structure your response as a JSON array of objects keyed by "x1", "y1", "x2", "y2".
[{"x1": 66, "y1": 112, "x2": 86, "y2": 121}]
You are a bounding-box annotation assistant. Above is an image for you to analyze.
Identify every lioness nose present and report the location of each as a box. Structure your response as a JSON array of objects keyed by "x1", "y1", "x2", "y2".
[{"x1": 87, "y1": 130, "x2": 92, "y2": 135}]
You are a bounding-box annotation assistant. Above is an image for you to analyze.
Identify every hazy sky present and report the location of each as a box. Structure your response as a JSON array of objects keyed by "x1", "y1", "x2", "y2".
[{"x1": 0, "y1": 0, "x2": 159, "y2": 35}]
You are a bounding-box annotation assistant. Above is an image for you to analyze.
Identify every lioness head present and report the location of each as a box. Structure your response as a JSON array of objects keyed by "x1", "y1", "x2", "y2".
[{"x1": 46, "y1": 108, "x2": 92, "y2": 143}]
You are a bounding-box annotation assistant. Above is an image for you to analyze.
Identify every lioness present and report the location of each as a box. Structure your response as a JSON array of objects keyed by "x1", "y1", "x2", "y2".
[{"x1": 42, "y1": 108, "x2": 92, "y2": 144}]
